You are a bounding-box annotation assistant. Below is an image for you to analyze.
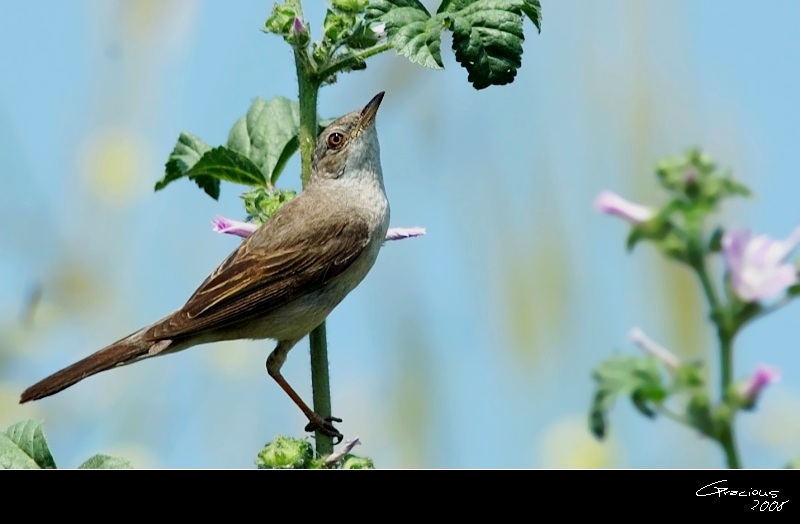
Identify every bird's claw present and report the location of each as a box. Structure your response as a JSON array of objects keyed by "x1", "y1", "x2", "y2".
[{"x1": 305, "y1": 414, "x2": 344, "y2": 444}]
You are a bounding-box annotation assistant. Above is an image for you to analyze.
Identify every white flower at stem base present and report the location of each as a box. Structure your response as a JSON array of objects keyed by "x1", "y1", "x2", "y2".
[
  {"x1": 628, "y1": 327, "x2": 681, "y2": 372},
  {"x1": 722, "y1": 226, "x2": 800, "y2": 302},
  {"x1": 370, "y1": 22, "x2": 387, "y2": 39}
]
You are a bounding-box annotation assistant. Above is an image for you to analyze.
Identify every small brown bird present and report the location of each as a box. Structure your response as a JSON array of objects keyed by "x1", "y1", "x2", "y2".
[{"x1": 20, "y1": 93, "x2": 391, "y2": 442}]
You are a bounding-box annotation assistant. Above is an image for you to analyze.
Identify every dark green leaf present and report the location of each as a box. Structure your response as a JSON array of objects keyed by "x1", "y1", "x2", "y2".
[
  {"x1": 446, "y1": 2, "x2": 525, "y2": 89},
  {"x1": 185, "y1": 147, "x2": 265, "y2": 199},
  {"x1": 4, "y1": 420, "x2": 56, "y2": 469},
  {"x1": 227, "y1": 97, "x2": 302, "y2": 185},
  {"x1": 520, "y1": 0, "x2": 542, "y2": 32},
  {"x1": 686, "y1": 394, "x2": 715, "y2": 437},
  {"x1": 78, "y1": 454, "x2": 133, "y2": 469},
  {"x1": 707, "y1": 226, "x2": 724, "y2": 252},
  {"x1": 155, "y1": 132, "x2": 213, "y2": 194},
  {"x1": 367, "y1": 1, "x2": 444, "y2": 69},
  {"x1": 589, "y1": 355, "x2": 667, "y2": 438}
]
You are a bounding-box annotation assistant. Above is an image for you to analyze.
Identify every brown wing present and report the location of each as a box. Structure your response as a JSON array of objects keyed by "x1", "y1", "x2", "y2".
[{"x1": 148, "y1": 204, "x2": 370, "y2": 340}]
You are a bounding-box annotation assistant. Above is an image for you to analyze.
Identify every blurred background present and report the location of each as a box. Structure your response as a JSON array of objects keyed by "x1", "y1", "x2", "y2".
[{"x1": 2, "y1": 0, "x2": 800, "y2": 468}]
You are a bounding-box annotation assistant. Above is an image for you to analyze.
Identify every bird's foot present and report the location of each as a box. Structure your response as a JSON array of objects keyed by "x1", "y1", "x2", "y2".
[{"x1": 305, "y1": 414, "x2": 343, "y2": 444}]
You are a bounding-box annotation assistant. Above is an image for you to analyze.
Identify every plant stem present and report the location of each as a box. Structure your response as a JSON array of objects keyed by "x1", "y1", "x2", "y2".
[
  {"x1": 690, "y1": 238, "x2": 741, "y2": 468},
  {"x1": 288, "y1": 0, "x2": 333, "y2": 456},
  {"x1": 717, "y1": 332, "x2": 741, "y2": 468}
]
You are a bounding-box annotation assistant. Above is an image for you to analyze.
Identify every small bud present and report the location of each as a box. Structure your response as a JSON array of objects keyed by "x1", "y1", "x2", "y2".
[
  {"x1": 737, "y1": 364, "x2": 780, "y2": 409},
  {"x1": 255, "y1": 436, "x2": 313, "y2": 469},
  {"x1": 340, "y1": 455, "x2": 375, "y2": 469}
]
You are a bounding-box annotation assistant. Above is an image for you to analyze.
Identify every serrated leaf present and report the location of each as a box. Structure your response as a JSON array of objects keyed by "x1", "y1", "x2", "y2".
[
  {"x1": 4, "y1": 420, "x2": 56, "y2": 469},
  {"x1": 78, "y1": 454, "x2": 134, "y2": 469},
  {"x1": 366, "y1": 1, "x2": 444, "y2": 69},
  {"x1": 370, "y1": 0, "x2": 540, "y2": 89},
  {"x1": 187, "y1": 147, "x2": 266, "y2": 190},
  {"x1": 227, "y1": 97, "x2": 301, "y2": 184},
  {"x1": 447, "y1": 2, "x2": 525, "y2": 89},
  {"x1": 155, "y1": 132, "x2": 213, "y2": 194},
  {"x1": 589, "y1": 355, "x2": 667, "y2": 438}
]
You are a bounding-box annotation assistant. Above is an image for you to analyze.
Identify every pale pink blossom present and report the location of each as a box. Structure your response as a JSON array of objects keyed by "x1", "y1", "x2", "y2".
[
  {"x1": 211, "y1": 216, "x2": 258, "y2": 238},
  {"x1": 212, "y1": 216, "x2": 426, "y2": 242},
  {"x1": 593, "y1": 191, "x2": 655, "y2": 224},
  {"x1": 628, "y1": 327, "x2": 681, "y2": 372},
  {"x1": 384, "y1": 227, "x2": 426, "y2": 241},
  {"x1": 722, "y1": 226, "x2": 800, "y2": 302}
]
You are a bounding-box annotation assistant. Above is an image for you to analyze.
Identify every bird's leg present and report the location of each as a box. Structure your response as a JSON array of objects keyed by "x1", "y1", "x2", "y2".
[{"x1": 267, "y1": 340, "x2": 343, "y2": 443}]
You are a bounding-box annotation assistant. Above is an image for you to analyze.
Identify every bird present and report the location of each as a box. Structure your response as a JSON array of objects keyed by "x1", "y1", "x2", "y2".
[{"x1": 20, "y1": 92, "x2": 391, "y2": 442}]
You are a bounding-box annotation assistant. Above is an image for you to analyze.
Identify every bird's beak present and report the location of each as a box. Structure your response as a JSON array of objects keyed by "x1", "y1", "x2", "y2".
[{"x1": 357, "y1": 91, "x2": 385, "y2": 131}]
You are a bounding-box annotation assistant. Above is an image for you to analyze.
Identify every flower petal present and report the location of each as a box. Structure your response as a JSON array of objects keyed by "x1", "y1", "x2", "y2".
[
  {"x1": 212, "y1": 216, "x2": 258, "y2": 238},
  {"x1": 593, "y1": 191, "x2": 654, "y2": 224}
]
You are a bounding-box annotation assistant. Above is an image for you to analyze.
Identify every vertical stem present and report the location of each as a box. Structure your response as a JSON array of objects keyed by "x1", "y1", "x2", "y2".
[
  {"x1": 691, "y1": 237, "x2": 741, "y2": 468},
  {"x1": 287, "y1": 0, "x2": 333, "y2": 457},
  {"x1": 717, "y1": 333, "x2": 740, "y2": 468}
]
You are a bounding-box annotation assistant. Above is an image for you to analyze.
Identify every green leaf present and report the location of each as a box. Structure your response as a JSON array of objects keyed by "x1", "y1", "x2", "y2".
[
  {"x1": 333, "y1": 0, "x2": 370, "y2": 13},
  {"x1": 156, "y1": 131, "x2": 215, "y2": 196},
  {"x1": 367, "y1": 1, "x2": 444, "y2": 69},
  {"x1": 78, "y1": 454, "x2": 134, "y2": 469},
  {"x1": 187, "y1": 147, "x2": 266, "y2": 192},
  {"x1": 589, "y1": 355, "x2": 666, "y2": 439},
  {"x1": 445, "y1": 1, "x2": 525, "y2": 89},
  {"x1": 369, "y1": 0, "x2": 541, "y2": 89},
  {"x1": 4, "y1": 420, "x2": 56, "y2": 469},
  {"x1": 227, "y1": 97, "x2": 302, "y2": 185},
  {"x1": 0, "y1": 433, "x2": 40, "y2": 469}
]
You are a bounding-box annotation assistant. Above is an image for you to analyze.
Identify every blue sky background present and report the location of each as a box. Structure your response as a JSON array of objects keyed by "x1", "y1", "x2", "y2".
[{"x1": 2, "y1": 1, "x2": 800, "y2": 468}]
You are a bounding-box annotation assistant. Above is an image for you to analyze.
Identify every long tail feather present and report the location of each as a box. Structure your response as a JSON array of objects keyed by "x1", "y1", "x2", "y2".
[{"x1": 20, "y1": 335, "x2": 154, "y2": 403}]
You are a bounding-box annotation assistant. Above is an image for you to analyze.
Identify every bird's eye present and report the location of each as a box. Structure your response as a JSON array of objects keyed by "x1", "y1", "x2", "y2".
[{"x1": 327, "y1": 132, "x2": 345, "y2": 149}]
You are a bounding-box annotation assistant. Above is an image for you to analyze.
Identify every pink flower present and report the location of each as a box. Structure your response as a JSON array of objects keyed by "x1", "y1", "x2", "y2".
[
  {"x1": 384, "y1": 227, "x2": 426, "y2": 241},
  {"x1": 628, "y1": 327, "x2": 681, "y2": 372},
  {"x1": 212, "y1": 216, "x2": 426, "y2": 243},
  {"x1": 593, "y1": 191, "x2": 655, "y2": 225},
  {"x1": 722, "y1": 227, "x2": 800, "y2": 302},
  {"x1": 740, "y1": 364, "x2": 780, "y2": 404},
  {"x1": 292, "y1": 17, "x2": 306, "y2": 37},
  {"x1": 211, "y1": 216, "x2": 258, "y2": 238}
]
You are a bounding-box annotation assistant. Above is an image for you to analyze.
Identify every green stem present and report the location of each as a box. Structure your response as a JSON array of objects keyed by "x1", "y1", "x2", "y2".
[
  {"x1": 315, "y1": 42, "x2": 392, "y2": 84},
  {"x1": 689, "y1": 233, "x2": 741, "y2": 468},
  {"x1": 717, "y1": 333, "x2": 740, "y2": 468},
  {"x1": 287, "y1": 0, "x2": 333, "y2": 457}
]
